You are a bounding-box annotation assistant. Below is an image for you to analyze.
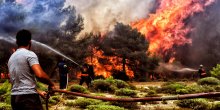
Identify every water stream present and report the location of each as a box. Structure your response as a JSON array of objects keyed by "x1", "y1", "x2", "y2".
[
  {"x1": 0, "y1": 36, "x2": 80, "y2": 66},
  {"x1": 173, "y1": 68, "x2": 198, "y2": 73}
]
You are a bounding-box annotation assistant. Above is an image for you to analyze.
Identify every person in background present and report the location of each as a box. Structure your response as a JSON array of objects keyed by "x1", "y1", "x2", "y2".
[
  {"x1": 88, "y1": 64, "x2": 95, "y2": 81},
  {"x1": 79, "y1": 63, "x2": 91, "y2": 88},
  {"x1": 8, "y1": 29, "x2": 56, "y2": 110},
  {"x1": 198, "y1": 64, "x2": 207, "y2": 78},
  {"x1": 57, "y1": 59, "x2": 69, "y2": 89}
]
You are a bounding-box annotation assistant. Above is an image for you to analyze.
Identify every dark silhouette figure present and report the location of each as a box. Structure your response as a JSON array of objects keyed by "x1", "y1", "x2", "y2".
[
  {"x1": 79, "y1": 64, "x2": 91, "y2": 88},
  {"x1": 198, "y1": 65, "x2": 207, "y2": 78},
  {"x1": 57, "y1": 59, "x2": 69, "y2": 89},
  {"x1": 88, "y1": 65, "x2": 95, "y2": 80}
]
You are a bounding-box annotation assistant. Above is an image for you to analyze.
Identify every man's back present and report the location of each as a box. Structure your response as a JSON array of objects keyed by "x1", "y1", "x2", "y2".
[{"x1": 8, "y1": 48, "x2": 39, "y2": 95}]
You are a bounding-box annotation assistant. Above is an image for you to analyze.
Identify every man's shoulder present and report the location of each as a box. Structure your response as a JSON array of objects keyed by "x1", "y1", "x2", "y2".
[{"x1": 24, "y1": 50, "x2": 37, "y2": 57}]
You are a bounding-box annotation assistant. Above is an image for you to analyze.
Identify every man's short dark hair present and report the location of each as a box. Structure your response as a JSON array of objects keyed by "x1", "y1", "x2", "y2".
[{"x1": 16, "y1": 29, "x2": 32, "y2": 47}]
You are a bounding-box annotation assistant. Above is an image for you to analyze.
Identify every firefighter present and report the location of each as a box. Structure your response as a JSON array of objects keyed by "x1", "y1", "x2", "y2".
[
  {"x1": 79, "y1": 63, "x2": 91, "y2": 88},
  {"x1": 198, "y1": 64, "x2": 207, "y2": 78},
  {"x1": 57, "y1": 59, "x2": 69, "y2": 89},
  {"x1": 88, "y1": 64, "x2": 95, "y2": 81}
]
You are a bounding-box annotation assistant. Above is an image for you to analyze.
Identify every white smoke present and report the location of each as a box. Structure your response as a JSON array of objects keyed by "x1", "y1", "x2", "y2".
[{"x1": 65, "y1": 0, "x2": 155, "y2": 36}]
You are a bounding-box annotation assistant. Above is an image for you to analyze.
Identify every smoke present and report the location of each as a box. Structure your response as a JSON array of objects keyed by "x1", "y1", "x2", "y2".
[
  {"x1": 65, "y1": 0, "x2": 156, "y2": 37},
  {"x1": 175, "y1": 0, "x2": 220, "y2": 69},
  {"x1": 0, "y1": 0, "x2": 81, "y2": 38},
  {"x1": 0, "y1": 0, "x2": 83, "y2": 72}
]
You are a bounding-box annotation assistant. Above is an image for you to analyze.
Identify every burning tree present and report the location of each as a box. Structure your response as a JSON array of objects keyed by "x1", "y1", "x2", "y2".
[{"x1": 94, "y1": 23, "x2": 159, "y2": 81}]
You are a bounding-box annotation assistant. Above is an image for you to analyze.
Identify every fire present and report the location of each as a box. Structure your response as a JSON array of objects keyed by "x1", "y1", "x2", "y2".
[
  {"x1": 86, "y1": 0, "x2": 216, "y2": 77},
  {"x1": 84, "y1": 0, "x2": 216, "y2": 77},
  {"x1": 86, "y1": 49, "x2": 134, "y2": 78},
  {"x1": 131, "y1": 0, "x2": 215, "y2": 57}
]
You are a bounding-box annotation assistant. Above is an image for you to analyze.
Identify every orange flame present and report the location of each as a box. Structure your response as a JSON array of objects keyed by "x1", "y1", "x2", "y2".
[
  {"x1": 84, "y1": 0, "x2": 215, "y2": 77},
  {"x1": 131, "y1": 0, "x2": 215, "y2": 57},
  {"x1": 86, "y1": 49, "x2": 134, "y2": 78}
]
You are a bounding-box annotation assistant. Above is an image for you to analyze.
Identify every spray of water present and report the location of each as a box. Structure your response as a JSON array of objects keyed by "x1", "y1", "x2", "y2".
[
  {"x1": 0, "y1": 36, "x2": 15, "y2": 44},
  {"x1": 32, "y1": 40, "x2": 80, "y2": 66},
  {"x1": 0, "y1": 36, "x2": 80, "y2": 66},
  {"x1": 173, "y1": 68, "x2": 198, "y2": 73},
  {"x1": 156, "y1": 62, "x2": 198, "y2": 73}
]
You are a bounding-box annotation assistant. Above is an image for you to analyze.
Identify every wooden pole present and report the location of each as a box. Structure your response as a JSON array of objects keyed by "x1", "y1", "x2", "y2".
[{"x1": 53, "y1": 89, "x2": 220, "y2": 102}]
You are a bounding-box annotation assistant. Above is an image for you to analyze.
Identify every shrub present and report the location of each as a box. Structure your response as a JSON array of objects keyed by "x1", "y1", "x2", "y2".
[
  {"x1": 68, "y1": 85, "x2": 89, "y2": 94},
  {"x1": 105, "y1": 77, "x2": 130, "y2": 89},
  {"x1": 184, "y1": 84, "x2": 215, "y2": 94},
  {"x1": 91, "y1": 79, "x2": 116, "y2": 93},
  {"x1": 0, "y1": 80, "x2": 11, "y2": 95},
  {"x1": 176, "y1": 98, "x2": 211, "y2": 110},
  {"x1": 0, "y1": 80, "x2": 11, "y2": 104},
  {"x1": 115, "y1": 88, "x2": 137, "y2": 97},
  {"x1": 145, "y1": 90, "x2": 159, "y2": 97},
  {"x1": 210, "y1": 64, "x2": 220, "y2": 79},
  {"x1": 65, "y1": 100, "x2": 76, "y2": 107},
  {"x1": 91, "y1": 77, "x2": 133, "y2": 94},
  {"x1": 64, "y1": 94, "x2": 77, "y2": 100},
  {"x1": 127, "y1": 83, "x2": 137, "y2": 90},
  {"x1": 1, "y1": 91, "x2": 11, "y2": 104},
  {"x1": 87, "y1": 105, "x2": 126, "y2": 110},
  {"x1": 0, "y1": 103, "x2": 11, "y2": 110},
  {"x1": 176, "y1": 89, "x2": 189, "y2": 94},
  {"x1": 158, "y1": 82, "x2": 186, "y2": 94},
  {"x1": 111, "y1": 96, "x2": 138, "y2": 109},
  {"x1": 111, "y1": 101, "x2": 138, "y2": 109},
  {"x1": 105, "y1": 76, "x2": 115, "y2": 84},
  {"x1": 212, "y1": 102, "x2": 220, "y2": 110},
  {"x1": 114, "y1": 80, "x2": 129, "y2": 89},
  {"x1": 49, "y1": 95, "x2": 61, "y2": 105},
  {"x1": 197, "y1": 77, "x2": 220, "y2": 85},
  {"x1": 214, "y1": 85, "x2": 220, "y2": 91},
  {"x1": 36, "y1": 82, "x2": 47, "y2": 91},
  {"x1": 72, "y1": 98, "x2": 105, "y2": 108}
]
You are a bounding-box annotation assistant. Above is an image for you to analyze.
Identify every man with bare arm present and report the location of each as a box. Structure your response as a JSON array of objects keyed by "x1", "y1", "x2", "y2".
[{"x1": 8, "y1": 29, "x2": 56, "y2": 110}]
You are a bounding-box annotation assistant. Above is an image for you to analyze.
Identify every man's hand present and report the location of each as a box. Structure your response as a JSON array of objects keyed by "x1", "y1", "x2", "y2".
[
  {"x1": 37, "y1": 90, "x2": 47, "y2": 99},
  {"x1": 48, "y1": 84, "x2": 56, "y2": 95},
  {"x1": 49, "y1": 84, "x2": 56, "y2": 91}
]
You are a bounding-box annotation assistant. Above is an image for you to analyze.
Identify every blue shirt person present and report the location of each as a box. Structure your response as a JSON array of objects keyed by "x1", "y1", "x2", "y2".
[{"x1": 57, "y1": 59, "x2": 69, "y2": 89}]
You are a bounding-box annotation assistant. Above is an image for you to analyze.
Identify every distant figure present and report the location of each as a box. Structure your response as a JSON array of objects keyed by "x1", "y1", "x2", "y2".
[
  {"x1": 149, "y1": 72, "x2": 156, "y2": 80},
  {"x1": 57, "y1": 59, "x2": 69, "y2": 89},
  {"x1": 88, "y1": 64, "x2": 95, "y2": 81},
  {"x1": 79, "y1": 63, "x2": 91, "y2": 88},
  {"x1": 198, "y1": 64, "x2": 207, "y2": 78}
]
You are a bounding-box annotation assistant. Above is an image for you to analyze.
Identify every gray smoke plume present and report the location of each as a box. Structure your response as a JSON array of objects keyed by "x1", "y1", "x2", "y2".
[
  {"x1": 0, "y1": 0, "x2": 82, "y2": 38},
  {"x1": 0, "y1": 0, "x2": 84, "y2": 73},
  {"x1": 65, "y1": 0, "x2": 156, "y2": 37},
  {"x1": 174, "y1": 0, "x2": 220, "y2": 70}
]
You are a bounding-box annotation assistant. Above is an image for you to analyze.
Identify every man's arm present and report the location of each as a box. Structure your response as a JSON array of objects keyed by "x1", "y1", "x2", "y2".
[{"x1": 31, "y1": 64, "x2": 55, "y2": 88}]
